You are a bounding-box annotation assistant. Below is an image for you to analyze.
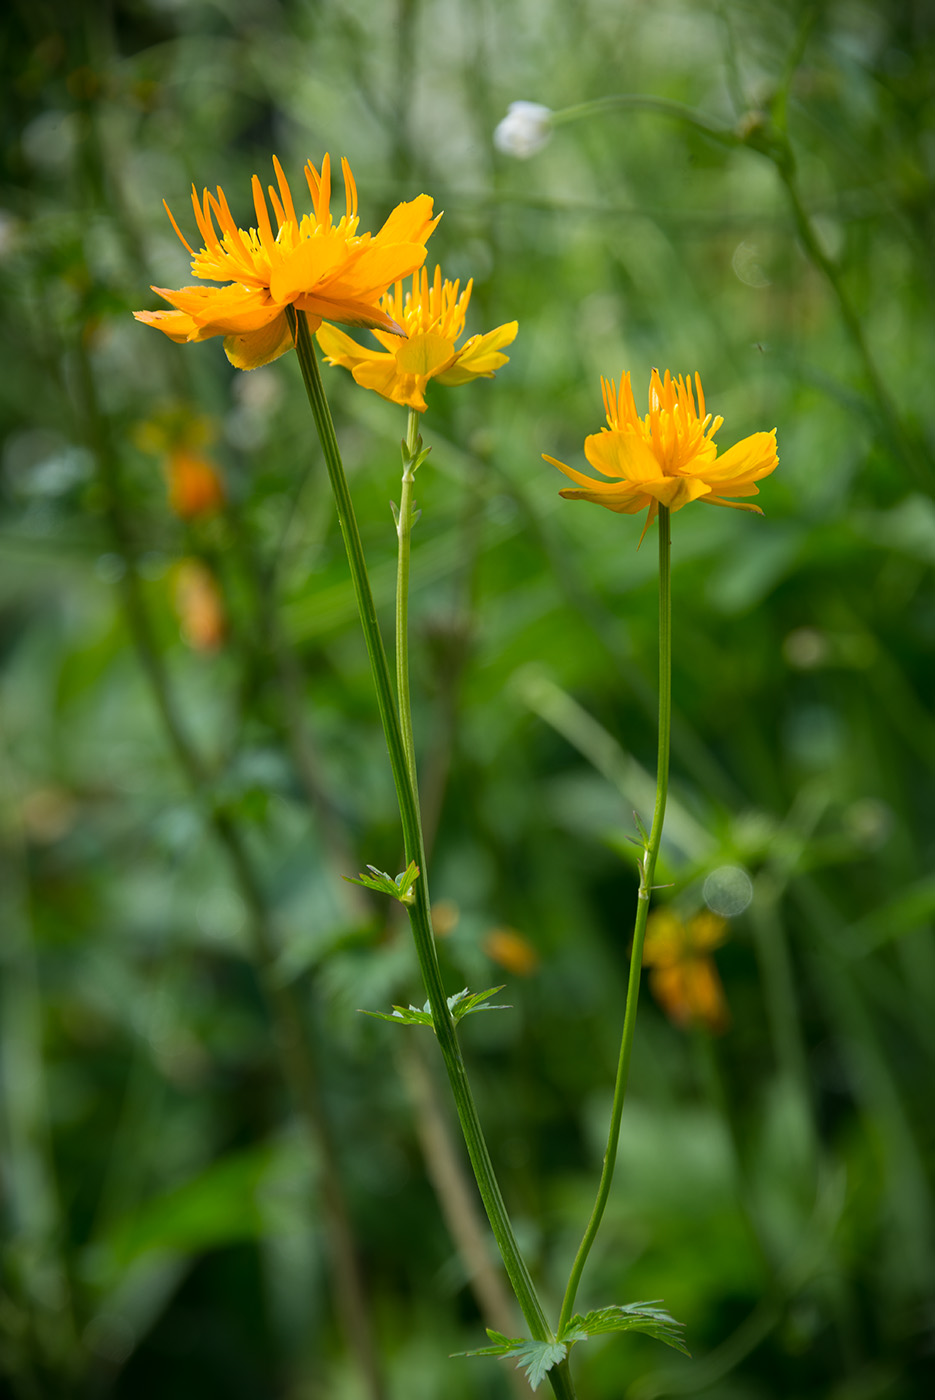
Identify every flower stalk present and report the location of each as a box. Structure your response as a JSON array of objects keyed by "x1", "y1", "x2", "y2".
[
  {"x1": 395, "y1": 408, "x2": 422, "y2": 801},
  {"x1": 288, "y1": 311, "x2": 575, "y2": 1393},
  {"x1": 558, "y1": 505, "x2": 672, "y2": 1334}
]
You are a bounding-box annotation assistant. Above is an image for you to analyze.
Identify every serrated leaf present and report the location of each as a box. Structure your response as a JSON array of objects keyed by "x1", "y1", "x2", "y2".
[
  {"x1": 449, "y1": 985, "x2": 511, "y2": 1022},
  {"x1": 360, "y1": 984, "x2": 511, "y2": 1032},
  {"x1": 558, "y1": 1301, "x2": 689, "y2": 1357},
  {"x1": 344, "y1": 860, "x2": 419, "y2": 905},
  {"x1": 455, "y1": 1332, "x2": 567, "y2": 1390},
  {"x1": 358, "y1": 1004, "x2": 434, "y2": 1028}
]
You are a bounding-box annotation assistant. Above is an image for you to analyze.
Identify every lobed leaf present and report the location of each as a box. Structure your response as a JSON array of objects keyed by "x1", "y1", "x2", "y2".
[
  {"x1": 344, "y1": 859, "x2": 420, "y2": 904},
  {"x1": 558, "y1": 1301, "x2": 690, "y2": 1357},
  {"x1": 456, "y1": 1331, "x2": 567, "y2": 1390},
  {"x1": 361, "y1": 986, "x2": 511, "y2": 1031}
]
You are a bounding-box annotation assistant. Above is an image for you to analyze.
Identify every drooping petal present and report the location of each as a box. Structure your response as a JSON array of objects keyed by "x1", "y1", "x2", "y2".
[
  {"x1": 351, "y1": 359, "x2": 427, "y2": 411},
  {"x1": 315, "y1": 322, "x2": 389, "y2": 368},
  {"x1": 223, "y1": 313, "x2": 294, "y2": 370},
  {"x1": 559, "y1": 485, "x2": 652, "y2": 515},
  {"x1": 701, "y1": 496, "x2": 764, "y2": 513},
  {"x1": 151, "y1": 283, "x2": 283, "y2": 335},
  {"x1": 297, "y1": 292, "x2": 405, "y2": 333},
  {"x1": 133, "y1": 307, "x2": 200, "y2": 343},
  {"x1": 641, "y1": 475, "x2": 712, "y2": 510}
]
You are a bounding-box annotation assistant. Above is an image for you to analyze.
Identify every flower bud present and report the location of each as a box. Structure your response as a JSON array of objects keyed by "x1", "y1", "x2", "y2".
[{"x1": 494, "y1": 101, "x2": 553, "y2": 159}]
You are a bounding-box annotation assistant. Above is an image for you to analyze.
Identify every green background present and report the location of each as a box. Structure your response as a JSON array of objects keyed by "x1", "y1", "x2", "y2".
[{"x1": 1, "y1": 1, "x2": 934, "y2": 1396}]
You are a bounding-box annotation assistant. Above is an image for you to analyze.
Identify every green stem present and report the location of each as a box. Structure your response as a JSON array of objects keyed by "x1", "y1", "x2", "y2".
[
  {"x1": 558, "y1": 506, "x2": 672, "y2": 1334},
  {"x1": 289, "y1": 314, "x2": 568, "y2": 1380},
  {"x1": 396, "y1": 408, "x2": 422, "y2": 800},
  {"x1": 553, "y1": 94, "x2": 737, "y2": 148}
]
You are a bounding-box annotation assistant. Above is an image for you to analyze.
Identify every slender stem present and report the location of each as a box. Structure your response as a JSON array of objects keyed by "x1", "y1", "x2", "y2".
[
  {"x1": 772, "y1": 160, "x2": 931, "y2": 489},
  {"x1": 396, "y1": 408, "x2": 422, "y2": 800},
  {"x1": 553, "y1": 84, "x2": 932, "y2": 491},
  {"x1": 558, "y1": 506, "x2": 672, "y2": 1333},
  {"x1": 289, "y1": 314, "x2": 569, "y2": 1379},
  {"x1": 553, "y1": 94, "x2": 737, "y2": 148}
]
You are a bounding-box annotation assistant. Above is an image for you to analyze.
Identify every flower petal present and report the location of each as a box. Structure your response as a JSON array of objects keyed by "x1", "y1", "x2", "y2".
[
  {"x1": 133, "y1": 308, "x2": 201, "y2": 343},
  {"x1": 700, "y1": 430, "x2": 778, "y2": 484},
  {"x1": 315, "y1": 322, "x2": 388, "y2": 367},
  {"x1": 437, "y1": 321, "x2": 518, "y2": 385},
  {"x1": 352, "y1": 360, "x2": 427, "y2": 411},
  {"x1": 267, "y1": 229, "x2": 359, "y2": 304},
  {"x1": 641, "y1": 476, "x2": 712, "y2": 510},
  {"x1": 152, "y1": 283, "x2": 283, "y2": 334},
  {"x1": 558, "y1": 486, "x2": 651, "y2": 515},
  {"x1": 223, "y1": 314, "x2": 294, "y2": 370},
  {"x1": 373, "y1": 194, "x2": 440, "y2": 246},
  {"x1": 585, "y1": 429, "x2": 661, "y2": 483},
  {"x1": 394, "y1": 331, "x2": 457, "y2": 378}
]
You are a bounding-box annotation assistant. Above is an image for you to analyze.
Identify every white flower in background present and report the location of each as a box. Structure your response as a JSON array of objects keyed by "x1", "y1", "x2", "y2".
[{"x1": 494, "y1": 101, "x2": 553, "y2": 159}]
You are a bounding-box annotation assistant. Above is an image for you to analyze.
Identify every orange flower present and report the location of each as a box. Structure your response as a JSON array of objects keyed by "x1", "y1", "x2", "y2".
[
  {"x1": 642, "y1": 908, "x2": 730, "y2": 1033},
  {"x1": 172, "y1": 560, "x2": 225, "y2": 651},
  {"x1": 483, "y1": 927, "x2": 540, "y2": 977},
  {"x1": 316, "y1": 265, "x2": 517, "y2": 411},
  {"x1": 544, "y1": 369, "x2": 778, "y2": 540},
  {"x1": 166, "y1": 449, "x2": 225, "y2": 519},
  {"x1": 134, "y1": 156, "x2": 440, "y2": 370}
]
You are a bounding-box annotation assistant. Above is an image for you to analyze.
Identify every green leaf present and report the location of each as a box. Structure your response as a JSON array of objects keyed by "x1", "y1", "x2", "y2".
[
  {"x1": 448, "y1": 985, "x2": 511, "y2": 1022},
  {"x1": 400, "y1": 434, "x2": 432, "y2": 477},
  {"x1": 344, "y1": 859, "x2": 420, "y2": 905},
  {"x1": 633, "y1": 810, "x2": 650, "y2": 845},
  {"x1": 359, "y1": 986, "x2": 510, "y2": 1031},
  {"x1": 456, "y1": 1331, "x2": 567, "y2": 1390},
  {"x1": 558, "y1": 1301, "x2": 689, "y2": 1358},
  {"x1": 359, "y1": 1003, "x2": 434, "y2": 1028}
]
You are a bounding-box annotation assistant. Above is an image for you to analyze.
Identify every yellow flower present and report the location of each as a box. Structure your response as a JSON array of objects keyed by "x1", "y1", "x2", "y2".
[
  {"x1": 134, "y1": 156, "x2": 440, "y2": 370},
  {"x1": 316, "y1": 265, "x2": 518, "y2": 411},
  {"x1": 642, "y1": 908, "x2": 730, "y2": 1033},
  {"x1": 544, "y1": 369, "x2": 778, "y2": 539}
]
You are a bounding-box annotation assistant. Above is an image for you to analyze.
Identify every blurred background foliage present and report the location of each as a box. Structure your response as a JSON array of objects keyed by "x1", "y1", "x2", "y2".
[{"x1": 1, "y1": 0, "x2": 934, "y2": 1397}]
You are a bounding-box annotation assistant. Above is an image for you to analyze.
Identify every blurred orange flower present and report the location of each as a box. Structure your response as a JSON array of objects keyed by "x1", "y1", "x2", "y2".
[
  {"x1": 483, "y1": 927, "x2": 540, "y2": 977},
  {"x1": 134, "y1": 156, "x2": 440, "y2": 370},
  {"x1": 642, "y1": 908, "x2": 730, "y2": 1033},
  {"x1": 167, "y1": 449, "x2": 225, "y2": 519},
  {"x1": 544, "y1": 369, "x2": 778, "y2": 540},
  {"x1": 133, "y1": 410, "x2": 225, "y2": 519},
  {"x1": 316, "y1": 265, "x2": 517, "y2": 411},
  {"x1": 172, "y1": 560, "x2": 225, "y2": 652}
]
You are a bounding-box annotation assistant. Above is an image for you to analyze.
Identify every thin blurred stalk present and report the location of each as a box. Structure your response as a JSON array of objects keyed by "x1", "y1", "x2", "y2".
[
  {"x1": 0, "y1": 747, "x2": 79, "y2": 1399},
  {"x1": 557, "y1": 505, "x2": 672, "y2": 1334},
  {"x1": 289, "y1": 310, "x2": 578, "y2": 1400},
  {"x1": 551, "y1": 28, "x2": 933, "y2": 493},
  {"x1": 795, "y1": 877, "x2": 935, "y2": 1293},
  {"x1": 75, "y1": 340, "x2": 388, "y2": 1400}
]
